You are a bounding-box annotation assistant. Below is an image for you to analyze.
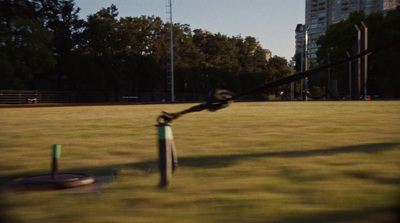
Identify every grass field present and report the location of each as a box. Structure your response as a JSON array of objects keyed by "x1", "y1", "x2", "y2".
[{"x1": 0, "y1": 101, "x2": 399, "y2": 223}]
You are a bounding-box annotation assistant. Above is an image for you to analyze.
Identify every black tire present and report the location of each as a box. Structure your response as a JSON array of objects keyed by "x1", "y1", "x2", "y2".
[{"x1": 6, "y1": 173, "x2": 95, "y2": 191}]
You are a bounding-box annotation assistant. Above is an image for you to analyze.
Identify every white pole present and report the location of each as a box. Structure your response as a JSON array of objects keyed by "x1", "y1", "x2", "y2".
[
  {"x1": 169, "y1": 0, "x2": 175, "y2": 102},
  {"x1": 291, "y1": 62, "x2": 294, "y2": 101},
  {"x1": 304, "y1": 29, "x2": 308, "y2": 101},
  {"x1": 354, "y1": 24, "x2": 361, "y2": 99},
  {"x1": 300, "y1": 50, "x2": 304, "y2": 101},
  {"x1": 346, "y1": 51, "x2": 352, "y2": 100},
  {"x1": 328, "y1": 52, "x2": 331, "y2": 100},
  {"x1": 361, "y1": 21, "x2": 368, "y2": 101}
]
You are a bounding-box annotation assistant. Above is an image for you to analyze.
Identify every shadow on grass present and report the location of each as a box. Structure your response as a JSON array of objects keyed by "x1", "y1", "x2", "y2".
[
  {"x1": 345, "y1": 171, "x2": 400, "y2": 185},
  {"x1": 280, "y1": 204, "x2": 400, "y2": 223},
  {"x1": 2, "y1": 142, "x2": 399, "y2": 186},
  {"x1": 64, "y1": 142, "x2": 400, "y2": 185},
  {"x1": 176, "y1": 142, "x2": 400, "y2": 169},
  {"x1": 1, "y1": 143, "x2": 399, "y2": 222}
]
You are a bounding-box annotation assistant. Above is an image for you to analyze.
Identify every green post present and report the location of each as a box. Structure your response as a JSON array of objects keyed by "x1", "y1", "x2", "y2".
[
  {"x1": 52, "y1": 144, "x2": 61, "y2": 180},
  {"x1": 157, "y1": 124, "x2": 178, "y2": 188}
]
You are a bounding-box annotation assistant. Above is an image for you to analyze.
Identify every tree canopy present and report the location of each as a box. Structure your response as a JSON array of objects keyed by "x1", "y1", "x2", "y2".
[
  {"x1": 0, "y1": 0, "x2": 293, "y2": 100},
  {"x1": 315, "y1": 11, "x2": 400, "y2": 98}
]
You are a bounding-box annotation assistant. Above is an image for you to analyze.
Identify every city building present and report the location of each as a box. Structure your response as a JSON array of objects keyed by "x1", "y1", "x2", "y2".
[
  {"x1": 297, "y1": 0, "x2": 400, "y2": 63},
  {"x1": 295, "y1": 24, "x2": 306, "y2": 54}
]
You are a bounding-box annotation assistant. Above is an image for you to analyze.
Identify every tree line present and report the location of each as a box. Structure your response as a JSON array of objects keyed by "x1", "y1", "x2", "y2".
[
  {"x1": 2, "y1": 1, "x2": 399, "y2": 100},
  {"x1": 0, "y1": 0, "x2": 292, "y2": 100}
]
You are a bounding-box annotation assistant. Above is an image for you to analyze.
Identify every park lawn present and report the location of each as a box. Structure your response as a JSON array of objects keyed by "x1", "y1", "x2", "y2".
[{"x1": 0, "y1": 101, "x2": 399, "y2": 223}]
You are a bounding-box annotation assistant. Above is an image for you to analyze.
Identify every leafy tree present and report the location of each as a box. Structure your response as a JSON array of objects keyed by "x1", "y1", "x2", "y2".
[
  {"x1": 119, "y1": 16, "x2": 163, "y2": 56},
  {"x1": 0, "y1": 0, "x2": 55, "y2": 89},
  {"x1": 364, "y1": 12, "x2": 400, "y2": 98},
  {"x1": 193, "y1": 30, "x2": 239, "y2": 72},
  {"x1": 237, "y1": 36, "x2": 267, "y2": 74},
  {"x1": 80, "y1": 4, "x2": 121, "y2": 56},
  {"x1": 0, "y1": 1, "x2": 282, "y2": 101},
  {"x1": 236, "y1": 36, "x2": 271, "y2": 96},
  {"x1": 265, "y1": 56, "x2": 291, "y2": 97},
  {"x1": 316, "y1": 11, "x2": 400, "y2": 98},
  {"x1": 35, "y1": 0, "x2": 84, "y2": 90},
  {"x1": 76, "y1": 5, "x2": 127, "y2": 92},
  {"x1": 118, "y1": 16, "x2": 166, "y2": 92},
  {"x1": 192, "y1": 30, "x2": 240, "y2": 92},
  {"x1": 170, "y1": 24, "x2": 204, "y2": 93}
]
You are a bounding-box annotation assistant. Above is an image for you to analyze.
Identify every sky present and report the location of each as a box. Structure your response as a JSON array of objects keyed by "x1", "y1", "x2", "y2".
[{"x1": 73, "y1": 0, "x2": 305, "y2": 61}]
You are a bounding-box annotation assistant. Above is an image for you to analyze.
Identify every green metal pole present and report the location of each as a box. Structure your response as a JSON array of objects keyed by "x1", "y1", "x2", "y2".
[
  {"x1": 52, "y1": 144, "x2": 61, "y2": 180},
  {"x1": 157, "y1": 124, "x2": 177, "y2": 188}
]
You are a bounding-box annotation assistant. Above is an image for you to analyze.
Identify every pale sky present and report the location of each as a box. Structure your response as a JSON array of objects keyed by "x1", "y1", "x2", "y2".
[{"x1": 73, "y1": 0, "x2": 305, "y2": 61}]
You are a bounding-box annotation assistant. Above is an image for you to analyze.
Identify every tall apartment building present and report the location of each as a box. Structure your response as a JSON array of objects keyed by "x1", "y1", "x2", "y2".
[
  {"x1": 295, "y1": 24, "x2": 306, "y2": 56},
  {"x1": 297, "y1": 0, "x2": 399, "y2": 63}
]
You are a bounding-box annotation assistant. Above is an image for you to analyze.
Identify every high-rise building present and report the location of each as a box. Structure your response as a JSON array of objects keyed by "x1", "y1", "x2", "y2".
[
  {"x1": 295, "y1": 24, "x2": 306, "y2": 54},
  {"x1": 297, "y1": 0, "x2": 400, "y2": 63}
]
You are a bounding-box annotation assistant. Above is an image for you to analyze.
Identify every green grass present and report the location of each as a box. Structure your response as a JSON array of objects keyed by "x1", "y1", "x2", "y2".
[{"x1": 0, "y1": 101, "x2": 399, "y2": 223}]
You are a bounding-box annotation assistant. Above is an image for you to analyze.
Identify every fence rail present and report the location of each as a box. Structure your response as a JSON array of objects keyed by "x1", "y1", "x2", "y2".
[{"x1": 0, "y1": 90, "x2": 208, "y2": 104}]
